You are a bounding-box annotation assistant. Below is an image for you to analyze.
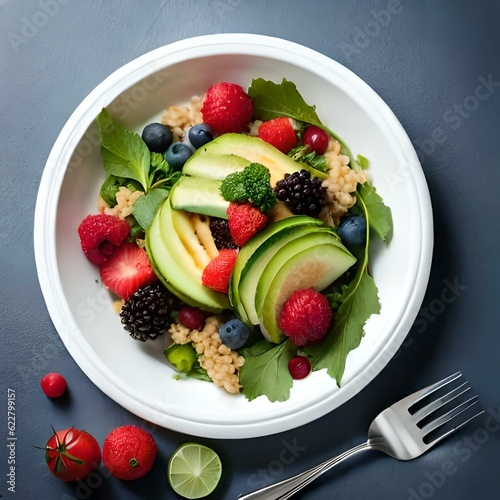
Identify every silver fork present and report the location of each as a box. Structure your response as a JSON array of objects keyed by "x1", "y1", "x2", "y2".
[{"x1": 238, "y1": 372, "x2": 483, "y2": 500}]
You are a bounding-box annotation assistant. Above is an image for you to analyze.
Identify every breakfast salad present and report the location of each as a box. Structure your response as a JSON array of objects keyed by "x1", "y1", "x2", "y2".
[{"x1": 77, "y1": 78, "x2": 393, "y2": 402}]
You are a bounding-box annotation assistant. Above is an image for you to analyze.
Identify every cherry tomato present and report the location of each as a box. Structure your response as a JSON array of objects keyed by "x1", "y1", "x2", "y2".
[
  {"x1": 45, "y1": 428, "x2": 101, "y2": 481},
  {"x1": 40, "y1": 373, "x2": 67, "y2": 398}
]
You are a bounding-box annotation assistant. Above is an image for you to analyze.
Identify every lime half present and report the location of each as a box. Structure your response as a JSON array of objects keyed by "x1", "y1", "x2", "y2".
[{"x1": 167, "y1": 443, "x2": 222, "y2": 499}]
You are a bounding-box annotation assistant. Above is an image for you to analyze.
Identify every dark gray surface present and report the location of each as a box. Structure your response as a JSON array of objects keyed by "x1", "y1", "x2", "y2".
[{"x1": 1, "y1": 0, "x2": 499, "y2": 498}]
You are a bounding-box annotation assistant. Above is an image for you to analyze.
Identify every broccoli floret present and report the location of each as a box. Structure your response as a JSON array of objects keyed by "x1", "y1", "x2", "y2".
[{"x1": 220, "y1": 163, "x2": 277, "y2": 212}]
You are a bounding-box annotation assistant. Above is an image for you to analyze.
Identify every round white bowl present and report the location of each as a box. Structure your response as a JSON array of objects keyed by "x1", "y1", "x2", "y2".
[{"x1": 34, "y1": 34, "x2": 433, "y2": 439}]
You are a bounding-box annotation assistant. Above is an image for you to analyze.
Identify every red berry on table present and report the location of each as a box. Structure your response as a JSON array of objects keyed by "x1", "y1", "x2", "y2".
[
  {"x1": 288, "y1": 356, "x2": 312, "y2": 380},
  {"x1": 201, "y1": 249, "x2": 238, "y2": 294},
  {"x1": 227, "y1": 202, "x2": 267, "y2": 247},
  {"x1": 177, "y1": 306, "x2": 207, "y2": 330},
  {"x1": 302, "y1": 125, "x2": 330, "y2": 155},
  {"x1": 44, "y1": 427, "x2": 101, "y2": 482},
  {"x1": 278, "y1": 288, "x2": 332, "y2": 346},
  {"x1": 258, "y1": 117, "x2": 297, "y2": 154},
  {"x1": 40, "y1": 372, "x2": 67, "y2": 398},
  {"x1": 102, "y1": 425, "x2": 157, "y2": 480},
  {"x1": 77, "y1": 213, "x2": 130, "y2": 266},
  {"x1": 201, "y1": 82, "x2": 253, "y2": 136},
  {"x1": 99, "y1": 242, "x2": 158, "y2": 300}
]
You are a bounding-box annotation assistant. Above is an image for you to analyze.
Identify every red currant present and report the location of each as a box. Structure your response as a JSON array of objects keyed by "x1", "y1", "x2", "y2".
[
  {"x1": 302, "y1": 126, "x2": 329, "y2": 155},
  {"x1": 177, "y1": 306, "x2": 206, "y2": 330},
  {"x1": 288, "y1": 356, "x2": 312, "y2": 380},
  {"x1": 40, "y1": 373, "x2": 67, "y2": 398}
]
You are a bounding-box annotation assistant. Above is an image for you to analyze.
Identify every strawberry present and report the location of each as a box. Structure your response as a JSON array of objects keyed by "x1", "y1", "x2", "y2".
[
  {"x1": 201, "y1": 82, "x2": 253, "y2": 136},
  {"x1": 102, "y1": 425, "x2": 157, "y2": 480},
  {"x1": 257, "y1": 117, "x2": 297, "y2": 154},
  {"x1": 78, "y1": 213, "x2": 130, "y2": 266},
  {"x1": 278, "y1": 288, "x2": 332, "y2": 346},
  {"x1": 201, "y1": 249, "x2": 238, "y2": 294},
  {"x1": 99, "y1": 242, "x2": 157, "y2": 300},
  {"x1": 227, "y1": 202, "x2": 267, "y2": 247}
]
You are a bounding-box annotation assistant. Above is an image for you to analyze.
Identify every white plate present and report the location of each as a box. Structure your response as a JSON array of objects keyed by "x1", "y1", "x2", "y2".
[{"x1": 34, "y1": 34, "x2": 433, "y2": 439}]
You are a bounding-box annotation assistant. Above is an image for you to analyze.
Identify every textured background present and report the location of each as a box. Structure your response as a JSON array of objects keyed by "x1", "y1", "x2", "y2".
[{"x1": 1, "y1": 0, "x2": 500, "y2": 499}]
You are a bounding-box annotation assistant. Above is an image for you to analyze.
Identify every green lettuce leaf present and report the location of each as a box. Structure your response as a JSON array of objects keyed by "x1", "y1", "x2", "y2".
[
  {"x1": 97, "y1": 108, "x2": 150, "y2": 191},
  {"x1": 239, "y1": 339, "x2": 296, "y2": 402}
]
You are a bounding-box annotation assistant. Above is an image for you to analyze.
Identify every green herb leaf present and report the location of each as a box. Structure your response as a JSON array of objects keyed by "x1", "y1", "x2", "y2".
[
  {"x1": 133, "y1": 188, "x2": 170, "y2": 230},
  {"x1": 240, "y1": 339, "x2": 296, "y2": 402},
  {"x1": 356, "y1": 154, "x2": 370, "y2": 170},
  {"x1": 97, "y1": 108, "x2": 151, "y2": 192},
  {"x1": 288, "y1": 145, "x2": 329, "y2": 172},
  {"x1": 357, "y1": 183, "x2": 393, "y2": 243}
]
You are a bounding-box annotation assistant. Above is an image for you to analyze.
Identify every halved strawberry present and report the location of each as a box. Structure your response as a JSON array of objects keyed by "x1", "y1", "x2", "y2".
[
  {"x1": 257, "y1": 117, "x2": 297, "y2": 154},
  {"x1": 99, "y1": 242, "x2": 158, "y2": 300},
  {"x1": 227, "y1": 202, "x2": 267, "y2": 247},
  {"x1": 201, "y1": 249, "x2": 238, "y2": 294}
]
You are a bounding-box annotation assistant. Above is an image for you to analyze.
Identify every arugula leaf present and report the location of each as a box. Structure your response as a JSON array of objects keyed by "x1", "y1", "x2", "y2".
[
  {"x1": 304, "y1": 194, "x2": 380, "y2": 384},
  {"x1": 249, "y1": 78, "x2": 358, "y2": 166},
  {"x1": 239, "y1": 339, "x2": 296, "y2": 402},
  {"x1": 356, "y1": 154, "x2": 370, "y2": 170},
  {"x1": 133, "y1": 188, "x2": 170, "y2": 230},
  {"x1": 357, "y1": 183, "x2": 393, "y2": 243},
  {"x1": 249, "y1": 78, "x2": 322, "y2": 124},
  {"x1": 97, "y1": 108, "x2": 151, "y2": 192}
]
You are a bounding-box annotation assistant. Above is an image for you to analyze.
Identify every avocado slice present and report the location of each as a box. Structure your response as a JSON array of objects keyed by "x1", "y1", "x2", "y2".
[
  {"x1": 146, "y1": 199, "x2": 229, "y2": 312},
  {"x1": 255, "y1": 232, "x2": 356, "y2": 343},
  {"x1": 182, "y1": 151, "x2": 250, "y2": 179},
  {"x1": 170, "y1": 176, "x2": 229, "y2": 219},
  {"x1": 229, "y1": 215, "x2": 323, "y2": 323},
  {"x1": 233, "y1": 217, "x2": 325, "y2": 325},
  {"x1": 199, "y1": 133, "x2": 327, "y2": 185}
]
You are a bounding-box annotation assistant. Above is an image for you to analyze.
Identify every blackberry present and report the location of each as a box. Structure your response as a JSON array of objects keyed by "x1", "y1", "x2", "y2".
[
  {"x1": 209, "y1": 217, "x2": 238, "y2": 250},
  {"x1": 120, "y1": 283, "x2": 180, "y2": 342},
  {"x1": 274, "y1": 170, "x2": 326, "y2": 217}
]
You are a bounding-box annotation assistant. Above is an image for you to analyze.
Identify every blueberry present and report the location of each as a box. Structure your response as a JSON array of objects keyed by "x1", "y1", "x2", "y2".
[
  {"x1": 188, "y1": 123, "x2": 213, "y2": 149},
  {"x1": 164, "y1": 142, "x2": 193, "y2": 170},
  {"x1": 141, "y1": 123, "x2": 172, "y2": 153},
  {"x1": 219, "y1": 318, "x2": 250, "y2": 350},
  {"x1": 338, "y1": 215, "x2": 367, "y2": 247}
]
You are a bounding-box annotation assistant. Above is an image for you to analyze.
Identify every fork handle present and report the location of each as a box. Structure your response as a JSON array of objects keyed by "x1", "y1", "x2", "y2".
[{"x1": 237, "y1": 441, "x2": 372, "y2": 500}]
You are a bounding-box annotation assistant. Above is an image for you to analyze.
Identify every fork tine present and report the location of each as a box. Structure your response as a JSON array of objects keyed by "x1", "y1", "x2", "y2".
[
  {"x1": 406, "y1": 371, "x2": 463, "y2": 411},
  {"x1": 422, "y1": 395, "x2": 482, "y2": 437},
  {"x1": 412, "y1": 381, "x2": 471, "y2": 422}
]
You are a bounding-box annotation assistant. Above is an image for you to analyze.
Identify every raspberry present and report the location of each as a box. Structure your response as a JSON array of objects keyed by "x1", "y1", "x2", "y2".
[
  {"x1": 227, "y1": 202, "x2": 267, "y2": 247},
  {"x1": 278, "y1": 288, "x2": 332, "y2": 346},
  {"x1": 78, "y1": 214, "x2": 130, "y2": 266},
  {"x1": 258, "y1": 117, "x2": 297, "y2": 154},
  {"x1": 201, "y1": 249, "x2": 238, "y2": 294},
  {"x1": 201, "y1": 82, "x2": 253, "y2": 136}
]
